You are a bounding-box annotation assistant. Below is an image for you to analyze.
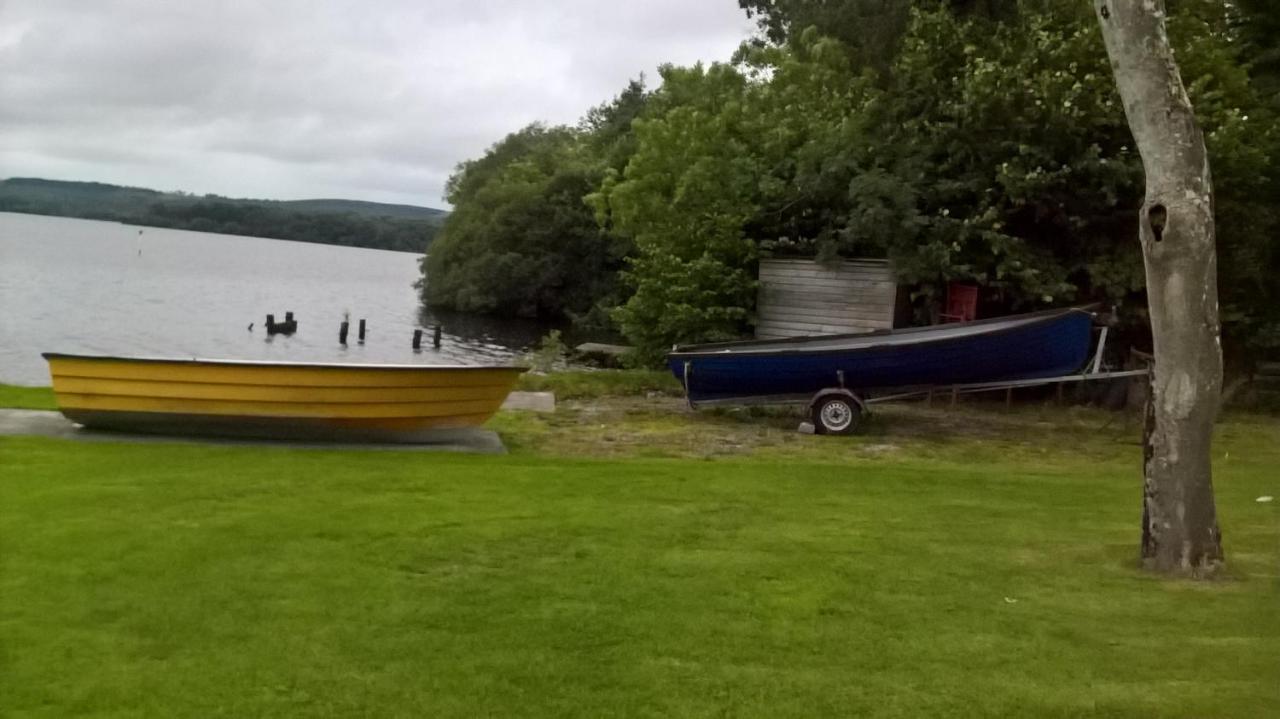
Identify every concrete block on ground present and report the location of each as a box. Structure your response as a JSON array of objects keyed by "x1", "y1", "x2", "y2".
[
  {"x1": 0, "y1": 409, "x2": 508, "y2": 453},
  {"x1": 573, "y1": 343, "x2": 630, "y2": 368},
  {"x1": 0, "y1": 409, "x2": 79, "y2": 438},
  {"x1": 501, "y1": 391, "x2": 556, "y2": 413}
]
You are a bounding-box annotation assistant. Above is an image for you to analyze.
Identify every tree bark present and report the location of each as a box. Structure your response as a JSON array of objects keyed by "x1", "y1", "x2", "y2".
[{"x1": 1094, "y1": 0, "x2": 1224, "y2": 575}]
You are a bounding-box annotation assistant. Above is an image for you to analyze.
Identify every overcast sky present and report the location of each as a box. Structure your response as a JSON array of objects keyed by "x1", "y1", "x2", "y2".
[{"x1": 0, "y1": 1, "x2": 755, "y2": 208}]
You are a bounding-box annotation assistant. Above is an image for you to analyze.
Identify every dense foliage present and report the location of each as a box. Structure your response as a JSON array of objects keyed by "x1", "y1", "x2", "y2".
[
  {"x1": 425, "y1": 0, "x2": 1279, "y2": 365},
  {"x1": 591, "y1": 42, "x2": 877, "y2": 360},
  {"x1": 421, "y1": 83, "x2": 646, "y2": 322},
  {"x1": 421, "y1": 125, "x2": 623, "y2": 319},
  {"x1": 0, "y1": 178, "x2": 441, "y2": 253}
]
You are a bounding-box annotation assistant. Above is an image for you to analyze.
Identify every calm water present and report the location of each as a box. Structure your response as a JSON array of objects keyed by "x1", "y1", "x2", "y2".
[{"x1": 0, "y1": 212, "x2": 548, "y2": 385}]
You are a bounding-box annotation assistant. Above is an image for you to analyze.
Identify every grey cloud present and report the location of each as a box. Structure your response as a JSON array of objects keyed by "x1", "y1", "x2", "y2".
[{"x1": 0, "y1": 0, "x2": 754, "y2": 207}]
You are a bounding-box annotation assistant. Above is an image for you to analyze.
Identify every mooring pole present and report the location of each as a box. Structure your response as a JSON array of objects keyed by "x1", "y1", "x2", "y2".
[
  {"x1": 433, "y1": 325, "x2": 442, "y2": 348},
  {"x1": 358, "y1": 319, "x2": 366, "y2": 343},
  {"x1": 339, "y1": 321, "x2": 349, "y2": 345},
  {"x1": 412, "y1": 329, "x2": 423, "y2": 350}
]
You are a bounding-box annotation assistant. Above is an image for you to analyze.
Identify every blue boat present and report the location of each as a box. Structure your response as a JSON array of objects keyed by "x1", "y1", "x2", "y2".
[{"x1": 667, "y1": 307, "x2": 1096, "y2": 432}]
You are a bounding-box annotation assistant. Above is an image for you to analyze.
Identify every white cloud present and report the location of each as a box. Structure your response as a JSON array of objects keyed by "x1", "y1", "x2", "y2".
[{"x1": 0, "y1": 0, "x2": 754, "y2": 207}]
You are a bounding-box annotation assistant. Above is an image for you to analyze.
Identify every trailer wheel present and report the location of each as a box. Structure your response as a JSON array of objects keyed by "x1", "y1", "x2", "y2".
[{"x1": 813, "y1": 395, "x2": 860, "y2": 435}]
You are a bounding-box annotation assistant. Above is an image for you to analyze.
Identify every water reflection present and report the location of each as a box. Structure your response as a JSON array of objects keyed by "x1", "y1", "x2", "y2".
[{"x1": 417, "y1": 305, "x2": 556, "y2": 355}]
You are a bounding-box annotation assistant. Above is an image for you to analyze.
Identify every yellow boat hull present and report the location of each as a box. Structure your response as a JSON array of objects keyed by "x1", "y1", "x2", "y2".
[{"x1": 43, "y1": 353, "x2": 527, "y2": 443}]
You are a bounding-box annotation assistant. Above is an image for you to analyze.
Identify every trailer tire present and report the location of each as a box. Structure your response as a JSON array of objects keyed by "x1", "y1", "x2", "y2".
[{"x1": 813, "y1": 395, "x2": 860, "y2": 435}]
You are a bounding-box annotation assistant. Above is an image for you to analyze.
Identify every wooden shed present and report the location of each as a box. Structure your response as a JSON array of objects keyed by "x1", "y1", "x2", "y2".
[{"x1": 756, "y1": 258, "x2": 897, "y2": 339}]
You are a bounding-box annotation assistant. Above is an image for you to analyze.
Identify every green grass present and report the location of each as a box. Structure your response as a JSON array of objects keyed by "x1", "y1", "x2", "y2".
[
  {"x1": 0, "y1": 383, "x2": 56, "y2": 410},
  {"x1": 2, "y1": 407, "x2": 1278, "y2": 717},
  {"x1": 515, "y1": 369, "x2": 682, "y2": 399}
]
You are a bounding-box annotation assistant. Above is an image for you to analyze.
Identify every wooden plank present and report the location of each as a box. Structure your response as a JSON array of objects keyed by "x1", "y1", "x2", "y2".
[
  {"x1": 761, "y1": 257, "x2": 889, "y2": 265},
  {"x1": 759, "y1": 264, "x2": 892, "y2": 276},
  {"x1": 756, "y1": 258, "x2": 897, "y2": 338},
  {"x1": 759, "y1": 259, "x2": 892, "y2": 272},
  {"x1": 755, "y1": 319, "x2": 890, "y2": 335},
  {"x1": 752, "y1": 278, "x2": 896, "y2": 292},
  {"x1": 757, "y1": 310, "x2": 893, "y2": 325},
  {"x1": 760, "y1": 270, "x2": 895, "y2": 281},
  {"x1": 760, "y1": 295, "x2": 896, "y2": 310},
  {"x1": 754, "y1": 325, "x2": 888, "y2": 338},
  {"x1": 758, "y1": 269, "x2": 891, "y2": 280},
  {"x1": 758, "y1": 296, "x2": 896, "y2": 314},
  {"x1": 758, "y1": 271, "x2": 894, "y2": 284},
  {"x1": 761, "y1": 259, "x2": 891, "y2": 271},
  {"x1": 757, "y1": 300, "x2": 895, "y2": 317},
  {"x1": 758, "y1": 315, "x2": 894, "y2": 328},
  {"x1": 757, "y1": 308, "x2": 894, "y2": 325},
  {"x1": 759, "y1": 303, "x2": 894, "y2": 317},
  {"x1": 759, "y1": 270, "x2": 895, "y2": 281},
  {"x1": 760, "y1": 261, "x2": 891, "y2": 272},
  {"x1": 758, "y1": 309, "x2": 896, "y2": 325},
  {"x1": 752, "y1": 285, "x2": 896, "y2": 299},
  {"x1": 757, "y1": 284, "x2": 890, "y2": 298},
  {"x1": 759, "y1": 299, "x2": 895, "y2": 314},
  {"x1": 752, "y1": 280, "x2": 896, "y2": 291},
  {"x1": 758, "y1": 298, "x2": 895, "y2": 313}
]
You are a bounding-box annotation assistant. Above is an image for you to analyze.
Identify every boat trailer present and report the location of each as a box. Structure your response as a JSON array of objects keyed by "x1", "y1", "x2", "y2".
[{"x1": 682, "y1": 326, "x2": 1149, "y2": 435}]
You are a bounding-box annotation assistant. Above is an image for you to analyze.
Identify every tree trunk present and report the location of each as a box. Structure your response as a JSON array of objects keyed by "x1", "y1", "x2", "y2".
[{"x1": 1094, "y1": 1, "x2": 1224, "y2": 575}]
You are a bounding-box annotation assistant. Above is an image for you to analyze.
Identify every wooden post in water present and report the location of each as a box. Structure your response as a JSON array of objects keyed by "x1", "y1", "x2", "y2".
[
  {"x1": 339, "y1": 321, "x2": 349, "y2": 345},
  {"x1": 412, "y1": 329, "x2": 423, "y2": 350},
  {"x1": 266, "y1": 314, "x2": 275, "y2": 331},
  {"x1": 433, "y1": 325, "x2": 442, "y2": 348},
  {"x1": 358, "y1": 319, "x2": 366, "y2": 343}
]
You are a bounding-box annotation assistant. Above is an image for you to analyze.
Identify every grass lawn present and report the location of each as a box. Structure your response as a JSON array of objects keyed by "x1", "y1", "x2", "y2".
[
  {"x1": 515, "y1": 369, "x2": 682, "y2": 399},
  {"x1": 1, "y1": 386, "x2": 1278, "y2": 716},
  {"x1": 0, "y1": 383, "x2": 56, "y2": 410}
]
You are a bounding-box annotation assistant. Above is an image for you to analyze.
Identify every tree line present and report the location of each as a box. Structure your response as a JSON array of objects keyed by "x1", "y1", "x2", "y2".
[
  {"x1": 421, "y1": 0, "x2": 1278, "y2": 365},
  {"x1": 0, "y1": 178, "x2": 440, "y2": 253}
]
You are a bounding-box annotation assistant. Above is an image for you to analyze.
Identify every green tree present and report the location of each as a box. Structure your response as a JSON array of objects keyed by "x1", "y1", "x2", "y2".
[
  {"x1": 845, "y1": 3, "x2": 1147, "y2": 314},
  {"x1": 1230, "y1": 0, "x2": 1280, "y2": 105},
  {"x1": 580, "y1": 77, "x2": 650, "y2": 172},
  {"x1": 737, "y1": 1, "x2": 1018, "y2": 75},
  {"x1": 593, "y1": 41, "x2": 874, "y2": 362},
  {"x1": 421, "y1": 125, "x2": 625, "y2": 320},
  {"x1": 594, "y1": 64, "x2": 762, "y2": 363},
  {"x1": 841, "y1": 0, "x2": 1277, "y2": 342}
]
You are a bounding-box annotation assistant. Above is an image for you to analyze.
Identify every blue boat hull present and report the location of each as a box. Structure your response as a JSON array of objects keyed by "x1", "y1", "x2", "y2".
[{"x1": 667, "y1": 309, "x2": 1094, "y2": 404}]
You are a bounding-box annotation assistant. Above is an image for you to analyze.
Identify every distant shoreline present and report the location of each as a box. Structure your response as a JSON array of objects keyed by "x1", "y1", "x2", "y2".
[
  {"x1": 0, "y1": 210, "x2": 427, "y2": 256},
  {"x1": 0, "y1": 177, "x2": 445, "y2": 254}
]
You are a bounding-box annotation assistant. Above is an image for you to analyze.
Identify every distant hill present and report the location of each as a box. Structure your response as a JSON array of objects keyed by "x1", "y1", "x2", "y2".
[
  {"x1": 279, "y1": 198, "x2": 448, "y2": 222},
  {"x1": 0, "y1": 177, "x2": 447, "y2": 253}
]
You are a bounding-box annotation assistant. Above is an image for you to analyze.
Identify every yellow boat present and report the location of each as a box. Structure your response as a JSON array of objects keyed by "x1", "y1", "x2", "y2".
[{"x1": 42, "y1": 353, "x2": 527, "y2": 443}]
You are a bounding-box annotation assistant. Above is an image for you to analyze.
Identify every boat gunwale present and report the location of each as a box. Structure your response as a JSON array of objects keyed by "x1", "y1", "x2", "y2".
[
  {"x1": 667, "y1": 307, "x2": 1096, "y2": 360},
  {"x1": 42, "y1": 352, "x2": 529, "y2": 373}
]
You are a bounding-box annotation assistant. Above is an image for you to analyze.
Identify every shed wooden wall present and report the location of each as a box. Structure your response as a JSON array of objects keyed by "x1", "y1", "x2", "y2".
[{"x1": 756, "y1": 258, "x2": 896, "y2": 339}]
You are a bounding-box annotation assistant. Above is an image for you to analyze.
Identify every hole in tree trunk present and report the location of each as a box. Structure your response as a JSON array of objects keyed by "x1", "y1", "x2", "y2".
[
  {"x1": 1100, "y1": 5, "x2": 1109, "y2": 19},
  {"x1": 1148, "y1": 204, "x2": 1167, "y2": 243}
]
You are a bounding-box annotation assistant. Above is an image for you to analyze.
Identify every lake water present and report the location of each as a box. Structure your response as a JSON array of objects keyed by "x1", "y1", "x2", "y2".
[{"x1": 0, "y1": 212, "x2": 549, "y2": 386}]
